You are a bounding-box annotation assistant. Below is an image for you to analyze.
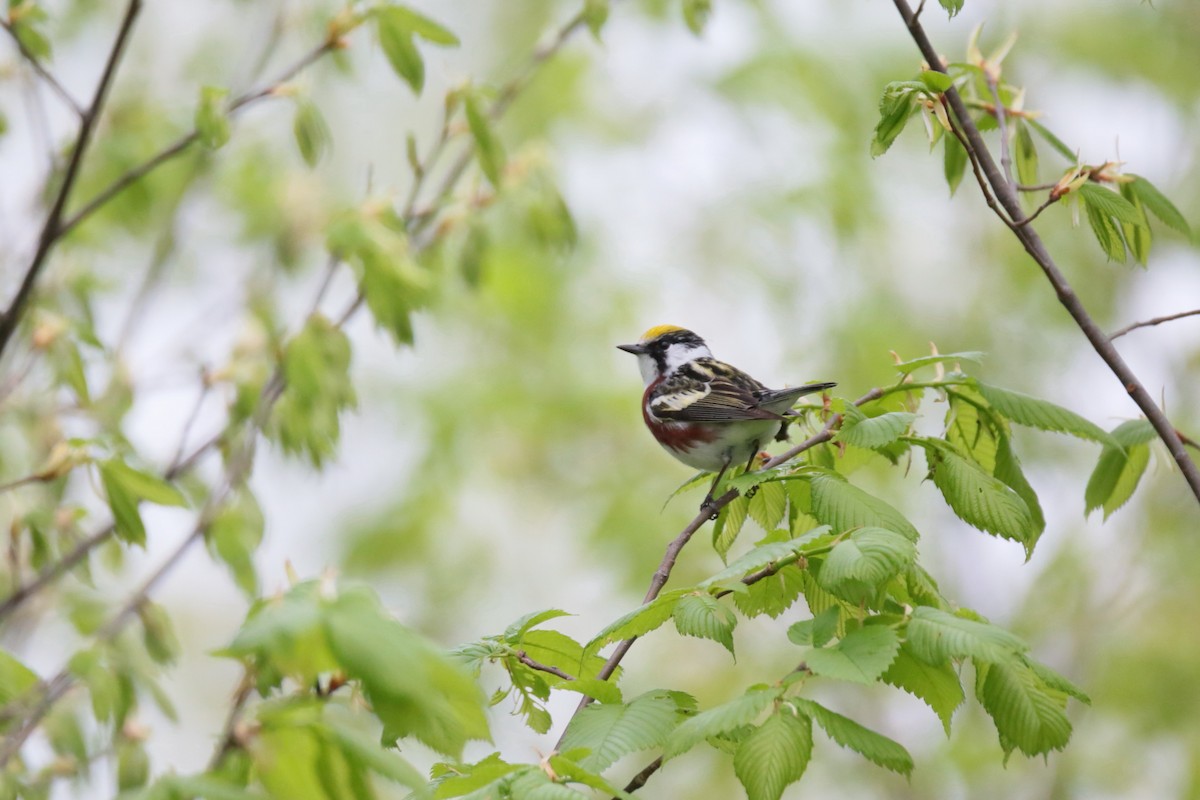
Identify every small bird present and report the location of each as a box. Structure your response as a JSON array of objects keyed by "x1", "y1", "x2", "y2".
[{"x1": 618, "y1": 325, "x2": 835, "y2": 512}]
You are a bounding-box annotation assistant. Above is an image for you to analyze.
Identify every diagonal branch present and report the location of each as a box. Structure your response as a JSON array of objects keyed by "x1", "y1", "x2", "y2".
[
  {"x1": 1109, "y1": 308, "x2": 1200, "y2": 340},
  {"x1": 892, "y1": 0, "x2": 1200, "y2": 506},
  {"x1": 0, "y1": 19, "x2": 85, "y2": 117},
  {"x1": 0, "y1": 0, "x2": 143, "y2": 360}
]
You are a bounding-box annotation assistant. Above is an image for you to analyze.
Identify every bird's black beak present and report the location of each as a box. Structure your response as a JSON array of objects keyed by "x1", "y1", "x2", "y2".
[{"x1": 616, "y1": 343, "x2": 646, "y2": 355}]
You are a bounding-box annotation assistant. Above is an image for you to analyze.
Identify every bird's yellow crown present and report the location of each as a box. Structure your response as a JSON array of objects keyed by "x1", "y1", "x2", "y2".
[{"x1": 640, "y1": 324, "x2": 687, "y2": 342}]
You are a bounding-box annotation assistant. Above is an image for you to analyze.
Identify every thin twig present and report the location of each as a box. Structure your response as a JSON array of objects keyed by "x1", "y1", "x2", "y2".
[
  {"x1": 0, "y1": 0, "x2": 144, "y2": 360},
  {"x1": 205, "y1": 669, "x2": 255, "y2": 771},
  {"x1": 0, "y1": 475, "x2": 39, "y2": 495},
  {"x1": 620, "y1": 757, "x2": 662, "y2": 796},
  {"x1": 516, "y1": 651, "x2": 575, "y2": 682},
  {"x1": 985, "y1": 71, "x2": 1014, "y2": 188},
  {"x1": 1109, "y1": 308, "x2": 1200, "y2": 340},
  {"x1": 944, "y1": 103, "x2": 1016, "y2": 231},
  {"x1": 893, "y1": 0, "x2": 1200, "y2": 506},
  {"x1": 0, "y1": 19, "x2": 85, "y2": 117},
  {"x1": 1014, "y1": 193, "x2": 1061, "y2": 228}
]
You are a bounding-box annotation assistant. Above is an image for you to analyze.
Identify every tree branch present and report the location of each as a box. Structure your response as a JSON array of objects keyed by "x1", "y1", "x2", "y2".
[
  {"x1": 516, "y1": 651, "x2": 575, "y2": 682},
  {"x1": 892, "y1": 0, "x2": 1200, "y2": 506},
  {"x1": 1109, "y1": 308, "x2": 1200, "y2": 340},
  {"x1": 620, "y1": 756, "x2": 662, "y2": 796},
  {"x1": 0, "y1": 0, "x2": 143, "y2": 360},
  {"x1": 0, "y1": 19, "x2": 84, "y2": 117}
]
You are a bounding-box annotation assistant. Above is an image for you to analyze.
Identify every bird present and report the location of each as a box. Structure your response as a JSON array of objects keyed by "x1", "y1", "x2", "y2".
[{"x1": 618, "y1": 325, "x2": 835, "y2": 514}]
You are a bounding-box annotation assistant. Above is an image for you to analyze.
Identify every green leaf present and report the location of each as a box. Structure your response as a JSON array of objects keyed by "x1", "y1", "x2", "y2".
[
  {"x1": 673, "y1": 593, "x2": 737, "y2": 656},
  {"x1": 377, "y1": 10, "x2": 425, "y2": 92},
  {"x1": 810, "y1": 474, "x2": 920, "y2": 542},
  {"x1": 0, "y1": 649, "x2": 39, "y2": 707},
  {"x1": 138, "y1": 601, "x2": 180, "y2": 665},
  {"x1": 519, "y1": 628, "x2": 611, "y2": 683},
  {"x1": 733, "y1": 710, "x2": 812, "y2": 800},
  {"x1": 584, "y1": 591, "x2": 684, "y2": 656},
  {"x1": 293, "y1": 100, "x2": 331, "y2": 167},
  {"x1": 919, "y1": 70, "x2": 953, "y2": 93},
  {"x1": 993, "y1": 436, "x2": 1045, "y2": 556},
  {"x1": 1084, "y1": 419, "x2": 1155, "y2": 519},
  {"x1": 871, "y1": 89, "x2": 916, "y2": 158},
  {"x1": 893, "y1": 350, "x2": 985, "y2": 372},
  {"x1": 117, "y1": 740, "x2": 150, "y2": 790},
  {"x1": 433, "y1": 753, "x2": 522, "y2": 798},
  {"x1": 1085, "y1": 199, "x2": 1126, "y2": 262},
  {"x1": 1013, "y1": 121, "x2": 1038, "y2": 187},
  {"x1": 747, "y1": 480, "x2": 786, "y2": 531},
  {"x1": 323, "y1": 717, "x2": 429, "y2": 790},
  {"x1": 207, "y1": 489, "x2": 264, "y2": 598},
  {"x1": 881, "y1": 643, "x2": 964, "y2": 734},
  {"x1": 98, "y1": 458, "x2": 187, "y2": 546},
  {"x1": 699, "y1": 538, "x2": 817, "y2": 590},
  {"x1": 1026, "y1": 118, "x2": 1076, "y2": 162},
  {"x1": 1079, "y1": 183, "x2": 1146, "y2": 226},
  {"x1": 663, "y1": 686, "x2": 782, "y2": 760},
  {"x1": 975, "y1": 382, "x2": 1117, "y2": 446},
  {"x1": 732, "y1": 563, "x2": 806, "y2": 619},
  {"x1": 905, "y1": 606, "x2": 1027, "y2": 665},
  {"x1": 713, "y1": 493, "x2": 749, "y2": 560},
  {"x1": 1119, "y1": 182, "x2": 1152, "y2": 265},
  {"x1": 943, "y1": 133, "x2": 968, "y2": 195},
  {"x1": 682, "y1": 0, "x2": 712, "y2": 35},
  {"x1": 560, "y1": 677, "x2": 623, "y2": 705},
  {"x1": 837, "y1": 409, "x2": 917, "y2": 449},
  {"x1": 558, "y1": 691, "x2": 680, "y2": 771},
  {"x1": 977, "y1": 658, "x2": 1072, "y2": 758},
  {"x1": 464, "y1": 91, "x2": 505, "y2": 186},
  {"x1": 925, "y1": 442, "x2": 1036, "y2": 545},
  {"x1": 818, "y1": 527, "x2": 916, "y2": 601},
  {"x1": 503, "y1": 609, "x2": 572, "y2": 643},
  {"x1": 195, "y1": 85, "x2": 230, "y2": 149},
  {"x1": 165, "y1": 775, "x2": 267, "y2": 800},
  {"x1": 583, "y1": 0, "x2": 610, "y2": 39},
  {"x1": 1128, "y1": 174, "x2": 1191, "y2": 235},
  {"x1": 790, "y1": 698, "x2": 913, "y2": 775},
  {"x1": 786, "y1": 607, "x2": 839, "y2": 648},
  {"x1": 804, "y1": 625, "x2": 900, "y2": 685},
  {"x1": 938, "y1": 0, "x2": 965, "y2": 17}
]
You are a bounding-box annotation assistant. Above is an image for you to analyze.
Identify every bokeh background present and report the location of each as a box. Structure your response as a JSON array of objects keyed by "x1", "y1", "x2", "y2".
[{"x1": 2, "y1": 0, "x2": 1199, "y2": 797}]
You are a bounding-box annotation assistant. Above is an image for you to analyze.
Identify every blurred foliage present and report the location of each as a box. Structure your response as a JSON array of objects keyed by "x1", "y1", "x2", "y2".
[{"x1": 0, "y1": 0, "x2": 1197, "y2": 798}]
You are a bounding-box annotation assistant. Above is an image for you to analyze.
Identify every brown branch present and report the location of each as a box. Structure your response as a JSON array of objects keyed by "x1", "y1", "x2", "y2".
[
  {"x1": 620, "y1": 756, "x2": 662, "y2": 796},
  {"x1": 516, "y1": 651, "x2": 575, "y2": 682},
  {"x1": 1014, "y1": 192, "x2": 1061, "y2": 228},
  {"x1": 893, "y1": 0, "x2": 1200, "y2": 506},
  {"x1": 205, "y1": 669, "x2": 255, "y2": 771},
  {"x1": 943, "y1": 107, "x2": 1016, "y2": 231},
  {"x1": 0, "y1": 19, "x2": 84, "y2": 117},
  {"x1": 984, "y1": 72, "x2": 1015, "y2": 188},
  {"x1": 1109, "y1": 308, "x2": 1200, "y2": 340},
  {"x1": 0, "y1": 0, "x2": 143, "y2": 359}
]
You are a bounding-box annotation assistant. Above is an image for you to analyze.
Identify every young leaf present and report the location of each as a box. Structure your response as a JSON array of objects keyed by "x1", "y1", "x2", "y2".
[
  {"x1": 663, "y1": 686, "x2": 782, "y2": 760},
  {"x1": 943, "y1": 133, "x2": 968, "y2": 195},
  {"x1": 871, "y1": 89, "x2": 916, "y2": 158},
  {"x1": 713, "y1": 493, "x2": 750, "y2": 560},
  {"x1": 558, "y1": 691, "x2": 679, "y2": 771},
  {"x1": 747, "y1": 481, "x2": 787, "y2": 531},
  {"x1": 975, "y1": 382, "x2": 1117, "y2": 447},
  {"x1": 818, "y1": 527, "x2": 916, "y2": 599},
  {"x1": 732, "y1": 563, "x2": 806, "y2": 619},
  {"x1": 673, "y1": 593, "x2": 737, "y2": 656},
  {"x1": 0, "y1": 649, "x2": 39, "y2": 706},
  {"x1": 733, "y1": 710, "x2": 813, "y2": 800},
  {"x1": 207, "y1": 489, "x2": 265, "y2": 598},
  {"x1": 925, "y1": 442, "x2": 1036, "y2": 545},
  {"x1": 894, "y1": 350, "x2": 985, "y2": 373},
  {"x1": 810, "y1": 474, "x2": 920, "y2": 542},
  {"x1": 503, "y1": 609, "x2": 572, "y2": 643},
  {"x1": 977, "y1": 658, "x2": 1072, "y2": 758},
  {"x1": 993, "y1": 436, "x2": 1045, "y2": 555},
  {"x1": 1013, "y1": 121, "x2": 1038, "y2": 187},
  {"x1": 464, "y1": 91, "x2": 505, "y2": 186},
  {"x1": 836, "y1": 409, "x2": 917, "y2": 450},
  {"x1": 376, "y1": 9, "x2": 425, "y2": 92},
  {"x1": 1078, "y1": 183, "x2": 1147, "y2": 227},
  {"x1": 584, "y1": 591, "x2": 685, "y2": 656},
  {"x1": 98, "y1": 458, "x2": 187, "y2": 546},
  {"x1": 919, "y1": 70, "x2": 953, "y2": 93},
  {"x1": 1128, "y1": 174, "x2": 1191, "y2": 235},
  {"x1": 699, "y1": 538, "x2": 816, "y2": 590},
  {"x1": 195, "y1": 85, "x2": 230, "y2": 149},
  {"x1": 905, "y1": 606, "x2": 1027, "y2": 665},
  {"x1": 1084, "y1": 419, "x2": 1156, "y2": 519},
  {"x1": 938, "y1": 0, "x2": 965, "y2": 17},
  {"x1": 293, "y1": 100, "x2": 331, "y2": 167},
  {"x1": 790, "y1": 698, "x2": 913, "y2": 775},
  {"x1": 804, "y1": 625, "x2": 900, "y2": 685},
  {"x1": 881, "y1": 643, "x2": 964, "y2": 734},
  {"x1": 1118, "y1": 182, "x2": 1152, "y2": 266},
  {"x1": 786, "y1": 607, "x2": 839, "y2": 648},
  {"x1": 583, "y1": 0, "x2": 610, "y2": 39},
  {"x1": 1084, "y1": 200, "x2": 1126, "y2": 262},
  {"x1": 682, "y1": 0, "x2": 712, "y2": 35}
]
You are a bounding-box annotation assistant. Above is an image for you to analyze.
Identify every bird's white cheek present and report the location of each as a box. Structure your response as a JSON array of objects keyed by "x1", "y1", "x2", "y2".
[{"x1": 637, "y1": 354, "x2": 658, "y2": 386}]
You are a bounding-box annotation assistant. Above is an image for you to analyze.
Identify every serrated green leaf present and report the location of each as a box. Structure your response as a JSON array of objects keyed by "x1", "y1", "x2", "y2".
[
  {"x1": 98, "y1": 458, "x2": 186, "y2": 547},
  {"x1": 871, "y1": 90, "x2": 916, "y2": 158},
  {"x1": 207, "y1": 489, "x2": 264, "y2": 598},
  {"x1": 810, "y1": 474, "x2": 920, "y2": 542},
  {"x1": 944, "y1": 133, "x2": 968, "y2": 195},
  {"x1": 919, "y1": 70, "x2": 953, "y2": 93},
  {"x1": 786, "y1": 607, "x2": 839, "y2": 648},
  {"x1": 0, "y1": 648, "x2": 39, "y2": 706},
  {"x1": 1084, "y1": 419, "x2": 1155, "y2": 519},
  {"x1": 1026, "y1": 118, "x2": 1075, "y2": 162},
  {"x1": 519, "y1": 628, "x2": 612, "y2": 683},
  {"x1": 881, "y1": 643, "x2": 964, "y2": 734},
  {"x1": 713, "y1": 493, "x2": 750, "y2": 560},
  {"x1": 433, "y1": 753, "x2": 522, "y2": 799},
  {"x1": 905, "y1": 606, "x2": 1027, "y2": 665},
  {"x1": 732, "y1": 563, "x2": 806, "y2": 619},
  {"x1": 1024, "y1": 657, "x2": 1090, "y2": 704},
  {"x1": 945, "y1": 390, "x2": 1000, "y2": 473},
  {"x1": 926, "y1": 442, "x2": 1036, "y2": 545},
  {"x1": 584, "y1": 591, "x2": 684, "y2": 656},
  {"x1": 804, "y1": 626, "x2": 900, "y2": 684},
  {"x1": 1119, "y1": 182, "x2": 1152, "y2": 265},
  {"x1": 464, "y1": 91, "x2": 505, "y2": 186},
  {"x1": 503, "y1": 609, "x2": 572, "y2": 643},
  {"x1": 673, "y1": 593, "x2": 737, "y2": 656},
  {"x1": 1084, "y1": 199, "x2": 1127, "y2": 262},
  {"x1": 733, "y1": 710, "x2": 812, "y2": 800},
  {"x1": 195, "y1": 85, "x2": 230, "y2": 149},
  {"x1": 559, "y1": 677, "x2": 622, "y2": 705},
  {"x1": 790, "y1": 698, "x2": 913, "y2": 775},
  {"x1": 938, "y1": 0, "x2": 965, "y2": 17},
  {"x1": 293, "y1": 100, "x2": 331, "y2": 167},
  {"x1": 663, "y1": 686, "x2": 782, "y2": 760},
  {"x1": 894, "y1": 350, "x2": 985, "y2": 372},
  {"x1": 837, "y1": 409, "x2": 917, "y2": 449},
  {"x1": 1078, "y1": 183, "x2": 1149, "y2": 227},
  {"x1": 1013, "y1": 121, "x2": 1038, "y2": 187},
  {"x1": 975, "y1": 382, "x2": 1117, "y2": 446},
  {"x1": 700, "y1": 537, "x2": 819, "y2": 590},
  {"x1": 818, "y1": 528, "x2": 916, "y2": 600},
  {"x1": 747, "y1": 481, "x2": 786, "y2": 531},
  {"x1": 977, "y1": 658, "x2": 1072, "y2": 758},
  {"x1": 993, "y1": 436, "x2": 1045, "y2": 558},
  {"x1": 1128, "y1": 174, "x2": 1191, "y2": 235},
  {"x1": 559, "y1": 691, "x2": 679, "y2": 771}
]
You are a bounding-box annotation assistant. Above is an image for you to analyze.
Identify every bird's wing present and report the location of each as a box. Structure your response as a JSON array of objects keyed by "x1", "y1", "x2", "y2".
[{"x1": 649, "y1": 359, "x2": 782, "y2": 423}]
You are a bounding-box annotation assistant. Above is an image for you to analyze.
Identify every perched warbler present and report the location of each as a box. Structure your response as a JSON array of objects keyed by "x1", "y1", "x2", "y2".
[{"x1": 618, "y1": 325, "x2": 835, "y2": 511}]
